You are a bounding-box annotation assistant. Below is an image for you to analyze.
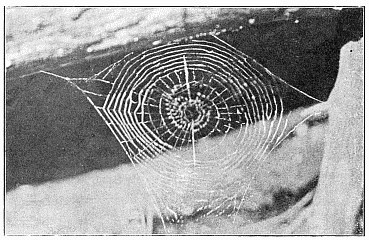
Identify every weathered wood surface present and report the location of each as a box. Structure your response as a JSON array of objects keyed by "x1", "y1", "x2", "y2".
[
  {"x1": 5, "y1": 7, "x2": 265, "y2": 67},
  {"x1": 6, "y1": 7, "x2": 339, "y2": 71},
  {"x1": 303, "y1": 38, "x2": 364, "y2": 235},
  {"x1": 5, "y1": 7, "x2": 363, "y2": 235}
]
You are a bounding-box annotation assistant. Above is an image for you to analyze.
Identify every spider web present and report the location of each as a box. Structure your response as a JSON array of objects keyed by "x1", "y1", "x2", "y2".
[{"x1": 40, "y1": 35, "x2": 324, "y2": 232}]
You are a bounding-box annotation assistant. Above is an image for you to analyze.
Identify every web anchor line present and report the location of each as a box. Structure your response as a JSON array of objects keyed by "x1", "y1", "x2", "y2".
[
  {"x1": 191, "y1": 120, "x2": 196, "y2": 167},
  {"x1": 182, "y1": 55, "x2": 197, "y2": 168}
]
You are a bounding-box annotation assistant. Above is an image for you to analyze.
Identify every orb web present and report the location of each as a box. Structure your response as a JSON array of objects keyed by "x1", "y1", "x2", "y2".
[{"x1": 41, "y1": 35, "x2": 324, "y2": 231}]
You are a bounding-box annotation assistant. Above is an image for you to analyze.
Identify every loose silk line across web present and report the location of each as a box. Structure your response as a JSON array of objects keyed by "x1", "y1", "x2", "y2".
[{"x1": 39, "y1": 34, "x2": 324, "y2": 229}]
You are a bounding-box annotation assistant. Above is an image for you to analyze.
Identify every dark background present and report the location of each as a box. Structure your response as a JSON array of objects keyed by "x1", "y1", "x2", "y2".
[{"x1": 5, "y1": 8, "x2": 363, "y2": 191}]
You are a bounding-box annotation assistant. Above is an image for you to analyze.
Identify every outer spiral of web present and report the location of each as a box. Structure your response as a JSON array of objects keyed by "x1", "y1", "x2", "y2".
[
  {"x1": 78, "y1": 37, "x2": 290, "y2": 220},
  {"x1": 51, "y1": 36, "x2": 323, "y2": 225}
]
